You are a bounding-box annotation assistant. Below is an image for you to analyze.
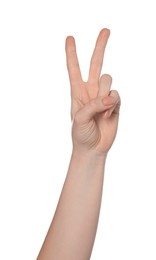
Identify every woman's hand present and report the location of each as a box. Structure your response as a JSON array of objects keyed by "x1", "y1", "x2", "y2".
[{"x1": 66, "y1": 28, "x2": 121, "y2": 156}]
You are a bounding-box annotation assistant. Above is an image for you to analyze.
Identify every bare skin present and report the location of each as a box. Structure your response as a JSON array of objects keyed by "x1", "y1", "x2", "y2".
[{"x1": 37, "y1": 28, "x2": 121, "y2": 260}]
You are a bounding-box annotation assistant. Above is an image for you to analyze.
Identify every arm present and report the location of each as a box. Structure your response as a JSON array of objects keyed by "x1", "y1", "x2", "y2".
[{"x1": 37, "y1": 28, "x2": 120, "y2": 260}]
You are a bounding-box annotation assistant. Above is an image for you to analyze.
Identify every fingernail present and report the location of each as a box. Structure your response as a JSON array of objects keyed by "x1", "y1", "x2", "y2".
[{"x1": 103, "y1": 96, "x2": 115, "y2": 106}]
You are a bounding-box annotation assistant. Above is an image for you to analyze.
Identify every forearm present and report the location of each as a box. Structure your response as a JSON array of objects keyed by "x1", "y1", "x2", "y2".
[
  {"x1": 37, "y1": 28, "x2": 120, "y2": 260},
  {"x1": 37, "y1": 150, "x2": 106, "y2": 260}
]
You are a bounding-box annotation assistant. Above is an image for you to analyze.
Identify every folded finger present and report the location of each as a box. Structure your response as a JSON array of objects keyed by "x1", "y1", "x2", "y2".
[
  {"x1": 98, "y1": 74, "x2": 112, "y2": 97},
  {"x1": 104, "y1": 90, "x2": 121, "y2": 118}
]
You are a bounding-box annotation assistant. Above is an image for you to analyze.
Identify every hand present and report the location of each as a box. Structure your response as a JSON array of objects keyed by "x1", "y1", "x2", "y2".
[{"x1": 65, "y1": 28, "x2": 121, "y2": 156}]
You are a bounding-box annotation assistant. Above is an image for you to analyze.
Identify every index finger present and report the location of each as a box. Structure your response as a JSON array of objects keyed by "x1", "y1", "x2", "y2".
[
  {"x1": 65, "y1": 36, "x2": 82, "y2": 88},
  {"x1": 88, "y1": 28, "x2": 110, "y2": 84}
]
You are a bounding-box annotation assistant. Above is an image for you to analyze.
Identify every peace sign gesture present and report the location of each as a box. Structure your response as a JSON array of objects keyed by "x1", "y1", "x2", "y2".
[{"x1": 66, "y1": 28, "x2": 121, "y2": 156}]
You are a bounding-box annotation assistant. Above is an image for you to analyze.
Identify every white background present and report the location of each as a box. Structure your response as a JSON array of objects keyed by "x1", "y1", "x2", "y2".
[{"x1": 0, "y1": 0, "x2": 156, "y2": 259}]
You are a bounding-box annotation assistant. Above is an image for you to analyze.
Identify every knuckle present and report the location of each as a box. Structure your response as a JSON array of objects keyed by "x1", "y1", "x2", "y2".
[
  {"x1": 109, "y1": 90, "x2": 120, "y2": 100},
  {"x1": 104, "y1": 73, "x2": 112, "y2": 80}
]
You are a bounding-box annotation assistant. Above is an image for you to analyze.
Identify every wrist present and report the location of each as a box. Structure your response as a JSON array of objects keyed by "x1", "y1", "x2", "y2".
[
  {"x1": 71, "y1": 148, "x2": 107, "y2": 164},
  {"x1": 69, "y1": 149, "x2": 106, "y2": 180}
]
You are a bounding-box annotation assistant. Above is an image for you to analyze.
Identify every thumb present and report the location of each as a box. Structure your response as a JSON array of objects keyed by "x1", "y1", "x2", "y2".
[{"x1": 75, "y1": 96, "x2": 115, "y2": 124}]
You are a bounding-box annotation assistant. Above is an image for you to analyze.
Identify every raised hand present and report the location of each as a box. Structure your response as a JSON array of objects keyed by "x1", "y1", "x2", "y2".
[{"x1": 66, "y1": 28, "x2": 121, "y2": 156}]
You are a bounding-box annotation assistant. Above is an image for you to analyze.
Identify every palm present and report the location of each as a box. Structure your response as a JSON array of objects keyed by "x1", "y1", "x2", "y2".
[
  {"x1": 66, "y1": 29, "x2": 120, "y2": 154},
  {"x1": 72, "y1": 81, "x2": 98, "y2": 112}
]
